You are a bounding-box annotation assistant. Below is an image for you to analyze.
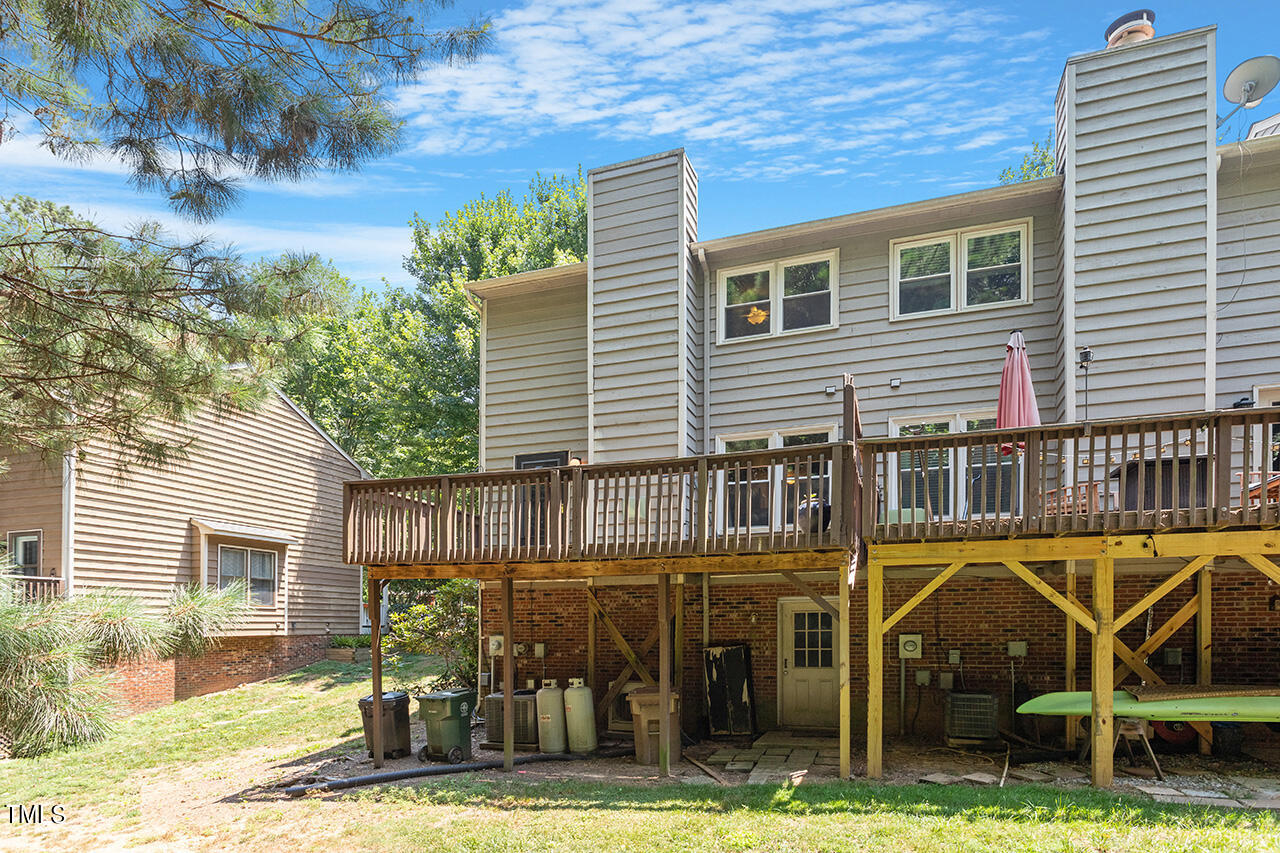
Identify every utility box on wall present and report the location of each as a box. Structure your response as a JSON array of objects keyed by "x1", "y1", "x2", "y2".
[{"x1": 898, "y1": 634, "x2": 923, "y2": 659}]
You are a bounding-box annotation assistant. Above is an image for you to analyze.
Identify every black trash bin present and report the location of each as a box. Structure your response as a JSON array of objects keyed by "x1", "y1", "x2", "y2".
[{"x1": 358, "y1": 691, "x2": 412, "y2": 759}]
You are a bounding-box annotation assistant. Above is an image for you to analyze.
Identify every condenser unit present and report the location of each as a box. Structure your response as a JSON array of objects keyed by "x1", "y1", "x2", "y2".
[
  {"x1": 945, "y1": 692, "x2": 999, "y2": 745},
  {"x1": 480, "y1": 690, "x2": 539, "y2": 751}
]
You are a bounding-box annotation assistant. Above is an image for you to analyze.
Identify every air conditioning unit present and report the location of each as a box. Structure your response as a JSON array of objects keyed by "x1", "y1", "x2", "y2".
[
  {"x1": 606, "y1": 680, "x2": 646, "y2": 734},
  {"x1": 480, "y1": 690, "x2": 539, "y2": 751},
  {"x1": 945, "y1": 692, "x2": 999, "y2": 744}
]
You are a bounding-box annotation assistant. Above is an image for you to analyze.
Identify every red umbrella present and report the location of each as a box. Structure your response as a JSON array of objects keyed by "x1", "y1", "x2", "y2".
[{"x1": 997, "y1": 330, "x2": 1040, "y2": 454}]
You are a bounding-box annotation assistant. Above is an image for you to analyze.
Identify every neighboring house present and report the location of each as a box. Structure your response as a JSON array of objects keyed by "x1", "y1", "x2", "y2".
[
  {"x1": 0, "y1": 389, "x2": 367, "y2": 712},
  {"x1": 347, "y1": 20, "x2": 1280, "y2": 785}
]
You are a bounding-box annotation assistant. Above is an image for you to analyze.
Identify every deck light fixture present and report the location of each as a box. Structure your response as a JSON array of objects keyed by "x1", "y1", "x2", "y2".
[{"x1": 1078, "y1": 346, "x2": 1094, "y2": 421}]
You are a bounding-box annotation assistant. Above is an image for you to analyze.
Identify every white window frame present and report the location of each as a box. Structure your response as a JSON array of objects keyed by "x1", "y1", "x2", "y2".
[
  {"x1": 716, "y1": 249, "x2": 840, "y2": 345},
  {"x1": 887, "y1": 410, "x2": 1006, "y2": 520},
  {"x1": 4, "y1": 529, "x2": 42, "y2": 575},
  {"x1": 714, "y1": 424, "x2": 838, "y2": 532},
  {"x1": 1252, "y1": 384, "x2": 1280, "y2": 478},
  {"x1": 217, "y1": 545, "x2": 278, "y2": 608},
  {"x1": 889, "y1": 218, "x2": 1032, "y2": 321}
]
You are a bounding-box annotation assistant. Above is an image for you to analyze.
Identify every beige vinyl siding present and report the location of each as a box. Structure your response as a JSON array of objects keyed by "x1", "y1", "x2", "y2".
[
  {"x1": 1062, "y1": 29, "x2": 1214, "y2": 418},
  {"x1": 73, "y1": 392, "x2": 362, "y2": 635},
  {"x1": 705, "y1": 199, "x2": 1062, "y2": 441},
  {"x1": 1216, "y1": 149, "x2": 1280, "y2": 404},
  {"x1": 589, "y1": 151, "x2": 690, "y2": 462},
  {"x1": 483, "y1": 283, "x2": 588, "y2": 470},
  {"x1": 0, "y1": 451, "x2": 63, "y2": 578}
]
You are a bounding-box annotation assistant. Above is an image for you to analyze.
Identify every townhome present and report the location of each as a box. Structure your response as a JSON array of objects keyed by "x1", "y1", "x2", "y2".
[
  {"x1": 348, "y1": 20, "x2": 1280, "y2": 786},
  {"x1": 1, "y1": 389, "x2": 367, "y2": 711}
]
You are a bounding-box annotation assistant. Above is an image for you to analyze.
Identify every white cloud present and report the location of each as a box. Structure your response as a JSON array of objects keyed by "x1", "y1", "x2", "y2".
[{"x1": 394, "y1": 0, "x2": 1048, "y2": 179}]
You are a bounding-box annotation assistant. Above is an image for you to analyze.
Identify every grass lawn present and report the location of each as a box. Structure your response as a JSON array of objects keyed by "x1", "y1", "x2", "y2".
[{"x1": 2, "y1": 657, "x2": 1277, "y2": 852}]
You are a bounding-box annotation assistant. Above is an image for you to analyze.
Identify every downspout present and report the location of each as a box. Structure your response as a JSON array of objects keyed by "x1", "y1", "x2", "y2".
[
  {"x1": 282, "y1": 545, "x2": 290, "y2": 635},
  {"x1": 60, "y1": 453, "x2": 76, "y2": 594},
  {"x1": 698, "y1": 247, "x2": 712, "y2": 453}
]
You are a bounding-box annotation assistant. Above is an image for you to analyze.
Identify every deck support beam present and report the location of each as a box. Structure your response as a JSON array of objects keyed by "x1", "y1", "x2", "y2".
[
  {"x1": 1065, "y1": 563, "x2": 1078, "y2": 751},
  {"x1": 658, "y1": 573, "x2": 672, "y2": 777},
  {"x1": 503, "y1": 577, "x2": 514, "y2": 772},
  {"x1": 838, "y1": 556, "x2": 853, "y2": 780},
  {"x1": 369, "y1": 575, "x2": 384, "y2": 769},
  {"x1": 866, "y1": 557, "x2": 884, "y2": 779},
  {"x1": 781, "y1": 571, "x2": 840, "y2": 621},
  {"x1": 1197, "y1": 564, "x2": 1213, "y2": 755},
  {"x1": 1091, "y1": 556, "x2": 1115, "y2": 787}
]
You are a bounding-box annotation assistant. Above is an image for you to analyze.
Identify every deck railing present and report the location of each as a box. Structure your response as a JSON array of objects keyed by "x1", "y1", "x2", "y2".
[
  {"x1": 346, "y1": 408, "x2": 1280, "y2": 565},
  {"x1": 345, "y1": 443, "x2": 859, "y2": 566},
  {"x1": 862, "y1": 408, "x2": 1280, "y2": 541},
  {"x1": 3, "y1": 575, "x2": 63, "y2": 603}
]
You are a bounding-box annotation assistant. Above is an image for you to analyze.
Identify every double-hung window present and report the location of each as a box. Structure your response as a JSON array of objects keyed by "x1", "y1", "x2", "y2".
[
  {"x1": 717, "y1": 427, "x2": 836, "y2": 529},
  {"x1": 888, "y1": 413, "x2": 1014, "y2": 519},
  {"x1": 718, "y1": 251, "x2": 838, "y2": 342},
  {"x1": 891, "y1": 220, "x2": 1031, "y2": 319},
  {"x1": 218, "y1": 545, "x2": 278, "y2": 607}
]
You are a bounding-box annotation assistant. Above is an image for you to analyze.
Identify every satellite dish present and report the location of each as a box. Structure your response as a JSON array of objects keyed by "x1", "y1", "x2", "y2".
[{"x1": 1219, "y1": 56, "x2": 1280, "y2": 128}]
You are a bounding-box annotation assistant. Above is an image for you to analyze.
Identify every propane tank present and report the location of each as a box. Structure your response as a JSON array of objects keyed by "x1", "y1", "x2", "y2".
[
  {"x1": 535, "y1": 679, "x2": 567, "y2": 753},
  {"x1": 563, "y1": 677, "x2": 597, "y2": 753}
]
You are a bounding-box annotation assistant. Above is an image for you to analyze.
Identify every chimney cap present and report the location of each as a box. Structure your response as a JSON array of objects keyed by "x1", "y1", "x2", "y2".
[{"x1": 1104, "y1": 9, "x2": 1156, "y2": 46}]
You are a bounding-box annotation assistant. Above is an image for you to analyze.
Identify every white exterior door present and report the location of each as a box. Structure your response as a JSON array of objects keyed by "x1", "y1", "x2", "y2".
[{"x1": 779, "y1": 598, "x2": 838, "y2": 729}]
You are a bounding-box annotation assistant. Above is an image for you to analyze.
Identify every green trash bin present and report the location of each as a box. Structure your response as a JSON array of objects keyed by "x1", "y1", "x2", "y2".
[{"x1": 416, "y1": 688, "x2": 477, "y2": 763}]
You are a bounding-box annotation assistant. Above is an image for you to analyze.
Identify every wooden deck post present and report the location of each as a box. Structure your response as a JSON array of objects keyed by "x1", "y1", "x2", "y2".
[
  {"x1": 368, "y1": 575, "x2": 384, "y2": 769},
  {"x1": 1065, "y1": 562, "x2": 1078, "y2": 751},
  {"x1": 502, "y1": 576, "x2": 515, "y2": 771},
  {"x1": 1091, "y1": 556, "x2": 1114, "y2": 787},
  {"x1": 866, "y1": 557, "x2": 884, "y2": 779},
  {"x1": 674, "y1": 575, "x2": 685, "y2": 698},
  {"x1": 1197, "y1": 564, "x2": 1213, "y2": 755},
  {"x1": 586, "y1": 578, "x2": 596, "y2": 695},
  {"x1": 839, "y1": 556, "x2": 852, "y2": 779},
  {"x1": 658, "y1": 572, "x2": 672, "y2": 777}
]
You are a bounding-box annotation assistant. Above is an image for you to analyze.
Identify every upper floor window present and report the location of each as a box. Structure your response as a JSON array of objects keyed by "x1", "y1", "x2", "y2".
[
  {"x1": 717, "y1": 250, "x2": 839, "y2": 343},
  {"x1": 890, "y1": 220, "x2": 1031, "y2": 320}
]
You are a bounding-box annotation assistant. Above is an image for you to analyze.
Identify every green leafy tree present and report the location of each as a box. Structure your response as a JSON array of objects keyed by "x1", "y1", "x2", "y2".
[
  {"x1": 287, "y1": 171, "x2": 586, "y2": 477},
  {"x1": 0, "y1": 1, "x2": 489, "y2": 465},
  {"x1": 0, "y1": 574, "x2": 250, "y2": 757},
  {"x1": 385, "y1": 578, "x2": 478, "y2": 691},
  {"x1": 999, "y1": 134, "x2": 1057, "y2": 184}
]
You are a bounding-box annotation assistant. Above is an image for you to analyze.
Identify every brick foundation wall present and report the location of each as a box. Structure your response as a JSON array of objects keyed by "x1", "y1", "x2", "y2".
[
  {"x1": 481, "y1": 568, "x2": 1280, "y2": 738},
  {"x1": 112, "y1": 634, "x2": 330, "y2": 714}
]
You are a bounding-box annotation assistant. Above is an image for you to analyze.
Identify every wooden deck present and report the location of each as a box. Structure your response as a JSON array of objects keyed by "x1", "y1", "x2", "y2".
[{"x1": 345, "y1": 408, "x2": 1280, "y2": 573}]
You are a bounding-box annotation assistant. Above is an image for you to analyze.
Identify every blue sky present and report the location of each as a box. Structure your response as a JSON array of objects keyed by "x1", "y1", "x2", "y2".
[{"x1": 2, "y1": 1, "x2": 1275, "y2": 289}]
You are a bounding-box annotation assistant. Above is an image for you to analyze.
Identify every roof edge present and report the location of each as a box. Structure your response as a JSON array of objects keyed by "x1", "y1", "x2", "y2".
[
  {"x1": 273, "y1": 387, "x2": 370, "y2": 478},
  {"x1": 465, "y1": 260, "x2": 588, "y2": 298},
  {"x1": 691, "y1": 175, "x2": 1063, "y2": 256}
]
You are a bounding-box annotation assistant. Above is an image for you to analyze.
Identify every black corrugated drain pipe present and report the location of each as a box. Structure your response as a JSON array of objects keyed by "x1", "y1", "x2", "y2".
[{"x1": 285, "y1": 747, "x2": 633, "y2": 798}]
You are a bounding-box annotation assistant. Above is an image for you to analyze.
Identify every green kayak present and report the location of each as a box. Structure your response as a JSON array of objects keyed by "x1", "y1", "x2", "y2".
[{"x1": 1017, "y1": 691, "x2": 1280, "y2": 722}]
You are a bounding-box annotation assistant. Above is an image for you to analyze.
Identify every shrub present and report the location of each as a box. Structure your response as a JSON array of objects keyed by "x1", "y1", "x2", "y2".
[{"x1": 385, "y1": 579, "x2": 477, "y2": 691}]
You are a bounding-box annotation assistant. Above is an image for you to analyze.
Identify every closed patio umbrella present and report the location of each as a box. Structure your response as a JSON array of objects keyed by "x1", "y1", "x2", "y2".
[{"x1": 997, "y1": 330, "x2": 1041, "y2": 433}]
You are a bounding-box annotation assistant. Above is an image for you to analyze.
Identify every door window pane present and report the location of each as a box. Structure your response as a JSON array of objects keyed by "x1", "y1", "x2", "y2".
[
  {"x1": 793, "y1": 611, "x2": 833, "y2": 668},
  {"x1": 249, "y1": 550, "x2": 276, "y2": 606},
  {"x1": 965, "y1": 417, "x2": 1014, "y2": 514},
  {"x1": 896, "y1": 421, "x2": 953, "y2": 516},
  {"x1": 724, "y1": 438, "x2": 770, "y2": 528}
]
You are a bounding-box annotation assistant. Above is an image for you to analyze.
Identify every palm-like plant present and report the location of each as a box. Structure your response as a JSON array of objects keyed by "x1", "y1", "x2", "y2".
[{"x1": 0, "y1": 571, "x2": 250, "y2": 757}]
